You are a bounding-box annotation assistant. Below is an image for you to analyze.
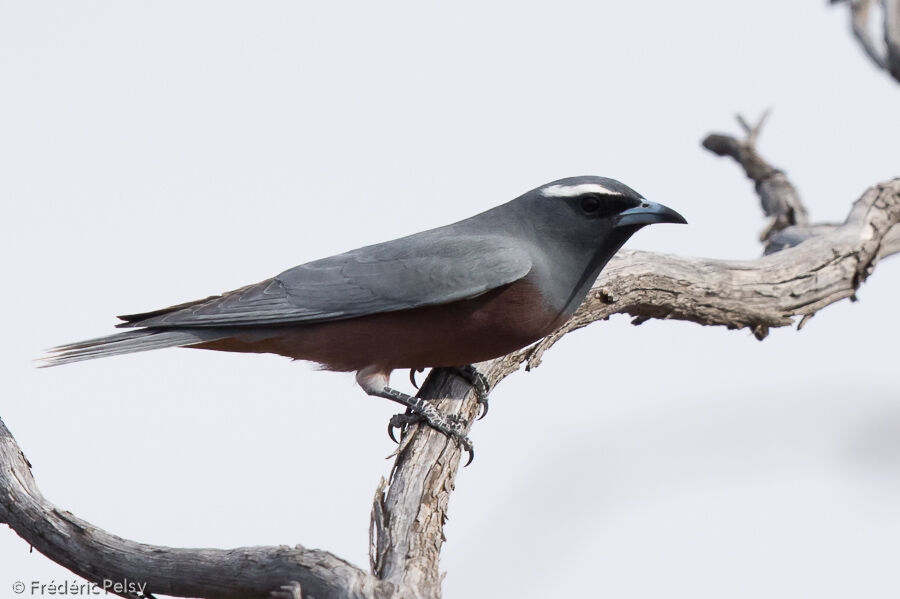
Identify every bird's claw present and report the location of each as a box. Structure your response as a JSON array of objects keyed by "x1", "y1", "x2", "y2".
[
  {"x1": 476, "y1": 396, "x2": 489, "y2": 420},
  {"x1": 386, "y1": 404, "x2": 474, "y2": 465},
  {"x1": 408, "y1": 366, "x2": 489, "y2": 421},
  {"x1": 451, "y1": 365, "x2": 491, "y2": 420},
  {"x1": 460, "y1": 437, "x2": 475, "y2": 466},
  {"x1": 417, "y1": 406, "x2": 475, "y2": 466},
  {"x1": 409, "y1": 367, "x2": 425, "y2": 389},
  {"x1": 387, "y1": 419, "x2": 400, "y2": 444},
  {"x1": 388, "y1": 410, "x2": 422, "y2": 443}
]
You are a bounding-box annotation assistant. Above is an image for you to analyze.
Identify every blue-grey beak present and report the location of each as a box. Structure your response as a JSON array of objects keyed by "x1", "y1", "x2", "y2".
[{"x1": 615, "y1": 201, "x2": 687, "y2": 227}]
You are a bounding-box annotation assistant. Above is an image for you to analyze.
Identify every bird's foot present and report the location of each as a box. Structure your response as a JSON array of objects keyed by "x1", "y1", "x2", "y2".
[
  {"x1": 380, "y1": 387, "x2": 474, "y2": 465},
  {"x1": 448, "y1": 364, "x2": 491, "y2": 419},
  {"x1": 387, "y1": 409, "x2": 420, "y2": 443},
  {"x1": 408, "y1": 365, "x2": 489, "y2": 419},
  {"x1": 389, "y1": 410, "x2": 468, "y2": 442}
]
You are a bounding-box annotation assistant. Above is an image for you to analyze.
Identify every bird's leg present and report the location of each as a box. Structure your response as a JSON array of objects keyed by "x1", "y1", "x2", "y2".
[
  {"x1": 444, "y1": 364, "x2": 491, "y2": 419},
  {"x1": 380, "y1": 387, "x2": 475, "y2": 465},
  {"x1": 357, "y1": 367, "x2": 474, "y2": 465},
  {"x1": 410, "y1": 366, "x2": 488, "y2": 416}
]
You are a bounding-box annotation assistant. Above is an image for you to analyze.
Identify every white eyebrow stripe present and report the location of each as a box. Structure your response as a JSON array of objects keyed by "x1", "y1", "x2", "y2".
[{"x1": 540, "y1": 183, "x2": 623, "y2": 198}]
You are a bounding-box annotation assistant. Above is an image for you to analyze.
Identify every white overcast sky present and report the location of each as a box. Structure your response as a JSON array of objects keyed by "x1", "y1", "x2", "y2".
[{"x1": 2, "y1": 2, "x2": 899, "y2": 598}]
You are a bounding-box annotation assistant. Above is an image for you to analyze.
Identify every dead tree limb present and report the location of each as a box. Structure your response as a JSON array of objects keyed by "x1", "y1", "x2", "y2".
[
  {"x1": 887, "y1": 0, "x2": 900, "y2": 79},
  {"x1": 2, "y1": 121, "x2": 899, "y2": 598},
  {"x1": 834, "y1": 0, "x2": 888, "y2": 69},
  {"x1": 0, "y1": 414, "x2": 388, "y2": 599},
  {"x1": 704, "y1": 114, "x2": 900, "y2": 257},
  {"x1": 831, "y1": 0, "x2": 900, "y2": 83},
  {"x1": 702, "y1": 111, "x2": 808, "y2": 243}
]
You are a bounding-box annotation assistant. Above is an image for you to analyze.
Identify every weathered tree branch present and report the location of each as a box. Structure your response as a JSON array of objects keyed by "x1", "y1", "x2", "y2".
[
  {"x1": 831, "y1": 0, "x2": 900, "y2": 83},
  {"x1": 836, "y1": 0, "x2": 888, "y2": 68},
  {"x1": 0, "y1": 415, "x2": 388, "y2": 599},
  {"x1": 3, "y1": 123, "x2": 899, "y2": 599},
  {"x1": 703, "y1": 114, "x2": 900, "y2": 258},
  {"x1": 370, "y1": 373, "x2": 480, "y2": 599},
  {"x1": 702, "y1": 111, "x2": 808, "y2": 243},
  {"x1": 887, "y1": 0, "x2": 900, "y2": 79}
]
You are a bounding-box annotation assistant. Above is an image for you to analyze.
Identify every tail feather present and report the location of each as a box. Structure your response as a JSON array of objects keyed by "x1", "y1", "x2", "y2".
[{"x1": 40, "y1": 329, "x2": 225, "y2": 367}]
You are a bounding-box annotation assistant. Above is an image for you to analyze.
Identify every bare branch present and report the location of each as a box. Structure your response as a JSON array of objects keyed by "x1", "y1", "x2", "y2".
[
  {"x1": 886, "y1": 0, "x2": 900, "y2": 79},
  {"x1": 702, "y1": 113, "x2": 808, "y2": 243},
  {"x1": 369, "y1": 370, "x2": 480, "y2": 599},
  {"x1": 0, "y1": 417, "x2": 390, "y2": 599},
  {"x1": 854, "y1": 0, "x2": 888, "y2": 68},
  {"x1": 831, "y1": 0, "x2": 900, "y2": 83},
  {"x1": 736, "y1": 108, "x2": 770, "y2": 145}
]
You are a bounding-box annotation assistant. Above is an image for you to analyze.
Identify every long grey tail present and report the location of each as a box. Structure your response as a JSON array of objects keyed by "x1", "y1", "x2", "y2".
[{"x1": 39, "y1": 329, "x2": 226, "y2": 368}]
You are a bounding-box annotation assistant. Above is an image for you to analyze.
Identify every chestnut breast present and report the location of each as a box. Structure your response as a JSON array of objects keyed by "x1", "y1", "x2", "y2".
[{"x1": 193, "y1": 277, "x2": 568, "y2": 372}]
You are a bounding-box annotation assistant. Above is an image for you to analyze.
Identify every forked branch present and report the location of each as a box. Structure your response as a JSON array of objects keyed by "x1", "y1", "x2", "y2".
[{"x1": 702, "y1": 112, "x2": 808, "y2": 243}]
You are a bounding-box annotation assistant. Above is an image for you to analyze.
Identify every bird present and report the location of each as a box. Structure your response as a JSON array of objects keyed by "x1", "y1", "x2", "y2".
[{"x1": 42, "y1": 176, "x2": 686, "y2": 461}]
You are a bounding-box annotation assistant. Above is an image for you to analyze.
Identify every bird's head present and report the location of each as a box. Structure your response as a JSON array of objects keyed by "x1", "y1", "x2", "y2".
[
  {"x1": 510, "y1": 175, "x2": 686, "y2": 255},
  {"x1": 504, "y1": 175, "x2": 686, "y2": 277},
  {"x1": 533, "y1": 175, "x2": 686, "y2": 233},
  {"x1": 504, "y1": 175, "x2": 687, "y2": 312}
]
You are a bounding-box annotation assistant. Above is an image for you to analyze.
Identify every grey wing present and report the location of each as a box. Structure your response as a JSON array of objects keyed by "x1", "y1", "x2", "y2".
[{"x1": 117, "y1": 234, "x2": 533, "y2": 329}]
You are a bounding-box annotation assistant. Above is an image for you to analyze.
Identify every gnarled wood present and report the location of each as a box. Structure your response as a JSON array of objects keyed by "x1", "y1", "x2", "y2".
[
  {"x1": 702, "y1": 112, "x2": 807, "y2": 243},
  {"x1": 0, "y1": 419, "x2": 389, "y2": 599}
]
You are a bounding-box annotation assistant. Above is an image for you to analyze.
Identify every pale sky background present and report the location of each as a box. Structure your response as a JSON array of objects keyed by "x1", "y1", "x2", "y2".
[{"x1": 2, "y1": 2, "x2": 899, "y2": 598}]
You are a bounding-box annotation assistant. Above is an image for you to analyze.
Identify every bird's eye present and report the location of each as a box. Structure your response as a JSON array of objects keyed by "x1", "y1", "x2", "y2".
[{"x1": 580, "y1": 195, "x2": 601, "y2": 214}]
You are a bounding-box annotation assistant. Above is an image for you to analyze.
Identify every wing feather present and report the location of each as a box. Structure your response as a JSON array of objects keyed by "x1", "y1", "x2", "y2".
[{"x1": 118, "y1": 234, "x2": 532, "y2": 328}]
